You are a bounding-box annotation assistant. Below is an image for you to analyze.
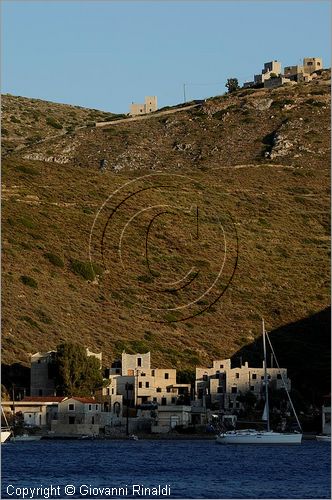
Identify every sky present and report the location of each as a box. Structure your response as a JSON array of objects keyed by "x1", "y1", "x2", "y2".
[{"x1": 2, "y1": 1, "x2": 331, "y2": 113}]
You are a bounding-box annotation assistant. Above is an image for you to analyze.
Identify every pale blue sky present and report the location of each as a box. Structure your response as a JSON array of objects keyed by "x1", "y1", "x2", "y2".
[{"x1": 2, "y1": 1, "x2": 331, "y2": 113}]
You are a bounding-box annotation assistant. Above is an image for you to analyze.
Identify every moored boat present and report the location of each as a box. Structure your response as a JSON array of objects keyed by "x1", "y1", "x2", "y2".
[
  {"x1": 1, "y1": 430, "x2": 12, "y2": 443},
  {"x1": 11, "y1": 434, "x2": 42, "y2": 442},
  {"x1": 216, "y1": 319, "x2": 303, "y2": 445},
  {"x1": 316, "y1": 435, "x2": 331, "y2": 442}
]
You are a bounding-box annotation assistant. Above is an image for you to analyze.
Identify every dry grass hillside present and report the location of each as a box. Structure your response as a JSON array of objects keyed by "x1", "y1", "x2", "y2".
[
  {"x1": 2, "y1": 72, "x2": 330, "y2": 398},
  {"x1": 1, "y1": 94, "x2": 118, "y2": 157}
]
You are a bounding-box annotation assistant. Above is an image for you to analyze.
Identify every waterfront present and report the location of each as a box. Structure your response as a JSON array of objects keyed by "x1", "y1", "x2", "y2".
[{"x1": 1, "y1": 439, "x2": 330, "y2": 499}]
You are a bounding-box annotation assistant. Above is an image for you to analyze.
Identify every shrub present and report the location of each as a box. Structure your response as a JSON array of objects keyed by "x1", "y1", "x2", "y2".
[
  {"x1": 44, "y1": 252, "x2": 64, "y2": 268},
  {"x1": 137, "y1": 275, "x2": 154, "y2": 283},
  {"x1": 19, "y1": 216, "x2": 36, "y2": 229},
  {"x1": 19, "y1": 316, "x2": 40, "y2": 329},
  {"x1": 20, "y1": 275, "x2": 38, "y2": 288},
  {"x1": 10, "y1": 115, "x2": 20, "y2": 123},
  {"x1": 35, "y1": 309, "x2": 52, "y2": 324},
  {"x1": 70, "y1": 259, "x2": 103, "y2": 280},
  {"x1": 16, "y1": 165, "x2": 38, "y2": 176},
  {"x1": 46, "y1": 117, "x2": 62, "y2": 129}
]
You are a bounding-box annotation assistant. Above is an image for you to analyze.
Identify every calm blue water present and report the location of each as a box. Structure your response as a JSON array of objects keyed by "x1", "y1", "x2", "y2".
[{"x1": 1, "y1": 439, "x2": 330, "y2": 499}]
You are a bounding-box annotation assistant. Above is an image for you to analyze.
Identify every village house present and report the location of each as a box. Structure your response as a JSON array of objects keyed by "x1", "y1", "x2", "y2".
[
  {"x1": 195, "y1": 358, "x2": 290, "y2": 411},
  {"x1": 2, "y1": 396, "x2": 65, "y2": 429},
  {"x1": 104, "y1": 351, "x2": 191, "y2": 408},
  {"x1": 51, "y1": 397, "x2": 101, "y2": 437},
  {"x1": 150, "y1": 405, "x2": 192, "y2": 434},
  {"x1": 243, "y1": 57, "x2": 323, "y2": 89},
  {"x1": 129, "y1": 96, "x2": 158, "y2": 116},
  {"x1": 30, "y1": 348, "x2": 102, "y2": 397}
]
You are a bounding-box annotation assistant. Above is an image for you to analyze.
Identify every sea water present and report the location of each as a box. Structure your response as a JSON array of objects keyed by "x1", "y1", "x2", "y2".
[{"x1": 1, "y1": 439, "x2": 330, "y2": 499}]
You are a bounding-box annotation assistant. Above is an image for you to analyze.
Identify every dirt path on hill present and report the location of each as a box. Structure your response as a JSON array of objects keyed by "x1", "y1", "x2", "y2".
[{"x1": 95, "y1": 104, "x2": 200, "y2": 128}]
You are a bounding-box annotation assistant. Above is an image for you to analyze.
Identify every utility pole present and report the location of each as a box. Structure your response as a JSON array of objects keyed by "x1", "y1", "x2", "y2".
[{"x1": 125, "y1": 383, "x2": 129, "y2": 436}]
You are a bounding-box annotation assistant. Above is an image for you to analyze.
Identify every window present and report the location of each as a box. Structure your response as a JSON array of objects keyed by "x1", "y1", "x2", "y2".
[
  {"x1": 307, "y1": 61, "x2": 313, "y2": 66},
  {"x1": 116, "y1": 368, "x2": 120, "y2": 374},
  {"x1": 252, "y1": 374, "x2": 257, "y2": 380},
  {"x1": 171, "y1": 397, "x2": 176, "y2": 404},
  {"x1": 203, "y1": 374, "x2": 208, "y2": 381},
  {"x1": 88, "y1": 404, "x2": 92, "y2": 411},
  {"x1": 145, "y1": 382, "x2": 149, "y2": 388},
  {"x1": 220, "y1": 364, "x2": 224, "y2": 369},
  {"x1": 165, "y1": 373, "x2": 169, "y2": 379},
  {"x1": 68, "y1": 404, "x2": 75, "y2": 411},
  {"x1": 161, "y1": 397, "x2": 167, "y2": 406},
  {"x1": 139, "y1": 382, "x2": 142, "y2": 388},
  {"x1": 217, "y1": 387, "x2": 223, "y2": 394},
  {"x1": 39, "y1": 389, "x2": 43, "y2": 396},
  {"x1": 250, "y1": 386, "x2": 255, "y2": 391},
  {"x1": 235, "y1": 373, "x2": 239, "y2": 379},
  {"x1": 157, "y1": 387, "x2": 161, "y2": 393},
  {"x1": 166, "y1": 387, "x2": 171, "y2": 393},
  {"x1": 137, "y1": 357, "x2": 142, "y2": 367},
  {"x1": 277, "y1": 374, "x2": 282, "y2": 379},
  {"x1": 151, "y1": 370, "x2": 155, "y2": 376},
  {"x1": 261, "y1": 376, "x2": 264, "y2": 380},
  {"x1": 231, "y1": 387, "x2": 237, "y2": 394},
  {"x1": 111, "y1": 388, "x2": 114, "y2": 395},
  {"x1": 153, "y1": 397, "x2": 157, "y2": 402},
  {"x1": 106, "y1": 388, "x2": 110, "y2": 396},
  {"x1": 317, "y1": 62, "x2": 321, "y2": 66},
  {"x1": 92, "y1": 416, "x2": 95, "y2": 425},
  {"x1": 95, "y1": 405, "x2": 98, "y2": 410},
  {"x1": 141, "y1": 372, "x2": 146, "y2": 377},
  {"x1": 69, "y1": 416, "x2": 75, "y2": 424}
]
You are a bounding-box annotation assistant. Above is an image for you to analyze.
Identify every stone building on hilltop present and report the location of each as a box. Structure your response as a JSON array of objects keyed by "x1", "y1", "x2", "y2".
[{"x1": 129, "y1": 96, "x2": 158, "y2": 116}]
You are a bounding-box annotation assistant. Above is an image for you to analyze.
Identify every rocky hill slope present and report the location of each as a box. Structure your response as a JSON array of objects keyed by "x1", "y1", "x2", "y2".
[
  {"x1": 1, "y1": 94, "x2": 117, "y2": 156},
  {"x1": 2, "y1": 73, "x2": 330, "y2": 399}
]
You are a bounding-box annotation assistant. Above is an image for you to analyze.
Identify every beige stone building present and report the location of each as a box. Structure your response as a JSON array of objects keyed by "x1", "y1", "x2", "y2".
[
  {"x1": 284, "y1": 57, "x2": 323, "y2": 83},
  {"x1": 2, "y1": 396, "x2": 64, "y2": 429},
  {"x1": 195, "y1": 358, "x2": 290, "y2": 411},
  {"x1": 51, "y1": 397, "x2": 101, "y2": 437},
  {"x1": 151, "y1": 405, "x2": 192, "y2": 433},
  {"x1": 130, "y1": 96, "x2": 158, "y2": 116},
  {"x1": 303, "y1": 57, "x2": 323, "y2": 74},
  {"x1": 254, "y1": 60, "x2": 282, "y2": 84},
  {"x1": 104, "y1": 351, "x2": 190, "y2": 408},
  {"x1": 30, "y1": 348, "x2": 102, "y2": 397}
]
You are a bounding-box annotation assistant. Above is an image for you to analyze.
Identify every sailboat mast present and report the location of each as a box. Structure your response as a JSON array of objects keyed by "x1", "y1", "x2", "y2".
[{"x1": 262, "y1": 318, "x2": 270, "y2": 432}]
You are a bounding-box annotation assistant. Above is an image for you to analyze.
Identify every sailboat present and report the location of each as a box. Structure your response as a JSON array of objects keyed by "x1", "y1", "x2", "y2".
[
  {"x1": 216, "y1": 319, "x2": 303, "y2": 445},
  {"x1": 1, "y1": 407, "x2": 12, "y2": 444}
]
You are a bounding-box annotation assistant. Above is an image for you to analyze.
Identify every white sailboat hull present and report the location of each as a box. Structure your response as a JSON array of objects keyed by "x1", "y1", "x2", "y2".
[
  {"x1": 1, "y1": 430, "x2": 12, "y2": 443},
  {"x1": 216, "y1": 430, "x2": 302, "y2": 445},
  {"x1": 316, "y1": 435, "x2": 331, "y2": 442},
  {"x1": 11, "y1": 434, "x2": 42, "y2": 442}
]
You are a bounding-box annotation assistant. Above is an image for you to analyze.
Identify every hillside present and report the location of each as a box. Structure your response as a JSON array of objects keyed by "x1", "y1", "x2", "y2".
[
  {"x1": 2, "y1": 74, "x2": 330, "y2": 399},
  {"x1": 1, "y1": 94, "x2": 117, "y2": 157}
]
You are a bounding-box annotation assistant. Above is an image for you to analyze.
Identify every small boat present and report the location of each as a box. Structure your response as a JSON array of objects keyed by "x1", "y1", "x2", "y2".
[
  {"x1": 129, "y1": 434, "x2": 139, "y2": 441},
  {"x1": 217, "y1": 319, "x2": 303, "y2": 445},
  {"x1": 1, "y1": 430, "x2": 12, "y2": 444},
  {"x1": 1, "y1": 407, "x2": 12, "y2": 443},
  {"x1": 11, "y1": 434, "x2": 42, "y2": 442},
  {"x1": 316, "y1": 435, "x2": 331, "y2": 442}
]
